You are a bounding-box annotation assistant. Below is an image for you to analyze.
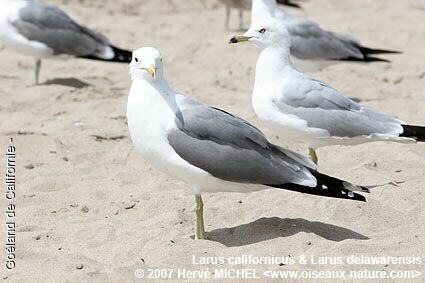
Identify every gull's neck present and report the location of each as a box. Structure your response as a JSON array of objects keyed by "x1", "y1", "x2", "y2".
[
  {"x1": 130, "y1": 77, "x2": 183, "y2": 117},
  {"x1": 133, "y1": 77, "x2": 176, "y2": 101},
  {"x1": 256, "y1": 45, "x2": 293, "y2": 83}
]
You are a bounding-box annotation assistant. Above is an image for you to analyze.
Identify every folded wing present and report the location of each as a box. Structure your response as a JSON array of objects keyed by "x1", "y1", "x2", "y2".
[{"x1": 167, "y1": 101, "x2": 317, "y2": 187}]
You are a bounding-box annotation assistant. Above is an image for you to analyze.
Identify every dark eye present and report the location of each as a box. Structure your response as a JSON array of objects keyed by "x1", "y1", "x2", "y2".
[
  {"x1": 134, "y1": 58, "x2": 139, "y2": 62},
  {"x1": 160, "y1": 58, "x2": 163, "y2": 62},
  {"x1": 259, "y1": 28, "x2": 266, "y2": 34}
]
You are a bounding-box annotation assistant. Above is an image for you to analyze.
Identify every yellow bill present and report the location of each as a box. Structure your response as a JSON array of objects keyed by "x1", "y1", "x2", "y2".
[
  {"x1": 229, "y1": 35, "x2": 251, "y2": 44},
  {"x1": 145, "y1": 64, "x2": 157, "y2": 80}
]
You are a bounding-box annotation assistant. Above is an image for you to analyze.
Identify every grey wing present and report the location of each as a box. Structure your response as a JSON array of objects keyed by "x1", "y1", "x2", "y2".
[
  {"x1": 12, "y1": 1, "x2": 112, "y2": 57},
  {"x1": 279, "y1": 77, "x2": 403, "y2": 137},
  {"x1": 286, "y1": 18, "x2": 364, "y2": 60},
  {"x1": 167, "y1": 103, "x2": 316, "y2": 187}
]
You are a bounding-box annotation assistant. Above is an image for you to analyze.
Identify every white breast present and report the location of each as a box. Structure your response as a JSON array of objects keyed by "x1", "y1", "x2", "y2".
[{"x1": 127, "y1": 81, "x2": 180, "y2": 172}]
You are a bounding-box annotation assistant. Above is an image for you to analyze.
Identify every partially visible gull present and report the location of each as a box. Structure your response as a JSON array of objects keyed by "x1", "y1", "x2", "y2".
[
  {"x1": 0, "y1": 0, "x2": 132, "y2": 84},
  {"x1": 217, "y1": 0, "x2": 302, "y2": 30},
  {"x1": 127, "y1": 47, "x2": 368, "y2": 240},
  {"x1": 251, "y1": 0, "x2": 400, "y2": 65},
  {"x1": 230, "y1": 18, "x2": 424, "y2": 164}
]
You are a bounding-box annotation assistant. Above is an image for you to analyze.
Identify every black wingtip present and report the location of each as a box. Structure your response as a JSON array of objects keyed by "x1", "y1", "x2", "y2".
[
  {"x1": 337, "y1": 45, "x2": 402, "y2": 63},
  {"x1": 267, "y1": 172, "x2": 367, "y2": 203},
  {"x1": 78, "y1": 45, "x2": 132, "y2": 63},
  {"x1": 358, "y1": 46, "x2": 402, "y2": 55},
  {"x1": 109, "y1": 46, "x2": 133, "y2": 63},
  {"x1": 401, "y1": 125, "x2": 425, "y2": 142},
  {"x1": 276, "y1": 0, "x2": 302, "y2": 9},
  {"x1": 269, "y1": 183, "x2": 367, "y2": 202},
  {"x1": 338, "y1": 56, "x2": 391, "y2": 63}
]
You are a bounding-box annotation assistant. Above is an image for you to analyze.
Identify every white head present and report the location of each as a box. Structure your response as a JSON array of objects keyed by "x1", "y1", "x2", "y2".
[
  {"x1": 129, "y1": 47, "x2": 164, "y2": 81},
  {"x1": 229, "y1": 18, "x2": 291, "y2": 50}
]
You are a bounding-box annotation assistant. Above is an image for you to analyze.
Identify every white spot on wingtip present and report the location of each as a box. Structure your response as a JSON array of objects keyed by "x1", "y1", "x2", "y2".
[
  {"x1": 348, "y1": 191, "x2": 355, "y2": 198},
  {"x1": 322, "y1": 185, "x2": 328, "y2": 190},
  {"x1": 341, "y1": 190, "x2": 346, "y2": 195}
]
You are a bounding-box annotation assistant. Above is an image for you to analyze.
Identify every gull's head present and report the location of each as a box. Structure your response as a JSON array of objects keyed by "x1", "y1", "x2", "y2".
[
  {"x1": 129, "y1": 47, "x2": 164, "y2": 81},
  {"x1": 229, "y1": 18, "x2": 291, "y2": 50}
]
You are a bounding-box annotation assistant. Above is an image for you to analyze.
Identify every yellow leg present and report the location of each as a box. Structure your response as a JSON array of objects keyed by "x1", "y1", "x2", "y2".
[
  {"x1": 195, "y1": 194, "x2": 206, "y2": 240},
  {"x1": 309, "y1": 148, "x2": 318, "y2": 165}
]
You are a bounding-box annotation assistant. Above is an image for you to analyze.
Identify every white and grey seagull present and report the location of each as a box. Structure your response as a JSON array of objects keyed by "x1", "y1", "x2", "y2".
[
  {"x1": 230, "y1": 18, "x2": 425, "y2": 164},
  {"x1": 0, "y1": 0, "x2": 132, "y2": 84},
  {"x1": 250, "y1": 0, "x2": 400, "y2": 64},
  {"x1": 218, "y1": 0, "x2": 302, "y2": 30},
  {"x1": 127, "y1": 47, "x2": 368, "y2": 240}
]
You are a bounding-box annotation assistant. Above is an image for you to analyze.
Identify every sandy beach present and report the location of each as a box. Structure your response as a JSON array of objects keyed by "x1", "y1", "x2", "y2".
[{"x1": 1, "y1": 0, "x2": 425, "y2": 282}]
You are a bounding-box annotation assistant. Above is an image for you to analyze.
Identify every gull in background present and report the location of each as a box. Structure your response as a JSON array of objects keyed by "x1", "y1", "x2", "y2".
[
  {"x1": 230, "y1": 18, "x2": 425, "y2": 164},
  {"x1": 127, "y1": 47, "x2": 368, "y2": 240},
  {"x1": 0, "y1": 0, "x2": 132, "y2": 84},
  {"x1": 250, "y1": 0, "x2": 400, "y2": 66},
  {"x1": 218, "y1": 0, "x2": 302, "y2": 30}
]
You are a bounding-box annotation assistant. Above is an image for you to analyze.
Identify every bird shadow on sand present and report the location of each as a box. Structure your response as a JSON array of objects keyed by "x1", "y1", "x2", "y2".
[
  {"x1": 43, "y1": 78, "x2": 90, "y2": 89},
  {"x1": 206, "y1": 217, "x2": 369, "y2": 247}
]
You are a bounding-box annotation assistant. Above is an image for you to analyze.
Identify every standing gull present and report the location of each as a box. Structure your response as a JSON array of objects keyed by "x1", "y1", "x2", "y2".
[
  {"x1": 230, "y1": 18, "x2": 425, "y2": 164},
  {"x1": 218, "y1": 0, "x2": 301, "y2": 30},
  {"x1": 0, "y1": 0, "x2": 132, "y2": 84},
  {"x1": 127, "y1": 47, "x2": 368, "y2": 240},
  {"x1": 251, "y1": 0, "x2": 400, "y2": 64}
]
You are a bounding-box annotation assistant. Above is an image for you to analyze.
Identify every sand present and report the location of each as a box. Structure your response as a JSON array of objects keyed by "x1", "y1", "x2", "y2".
[{"x1": 1, "y1": 0, "x2": 425, "y2": 282}]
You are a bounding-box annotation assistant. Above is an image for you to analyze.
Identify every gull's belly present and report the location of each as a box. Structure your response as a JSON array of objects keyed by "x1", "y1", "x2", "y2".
[
  {"x1": 252, "y1": 93, "x2": 328, "y2": 145},
  {"x1": 0, "y1": 2, "x2": 54, "y2": 59},
  {"x1": 0, "y1": 30, "x2": 54, "y2": 59}
]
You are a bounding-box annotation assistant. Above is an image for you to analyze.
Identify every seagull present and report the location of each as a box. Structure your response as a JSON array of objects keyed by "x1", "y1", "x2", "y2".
[
  {"x1": 229, "y1": 18, "x2": 425, "y2": 164},
  {"x1": 250, "y1": 0, "x2": 400, "y2": 64},
  {"x1": 218, "y1": 0, "x2": 301, "y2": 30},
  {"x1": 0, "y1": 0, "x2": 132, "y2": 84},
  {"x1": 127, "y1": 47, "x2": 369, "y2": 240}
]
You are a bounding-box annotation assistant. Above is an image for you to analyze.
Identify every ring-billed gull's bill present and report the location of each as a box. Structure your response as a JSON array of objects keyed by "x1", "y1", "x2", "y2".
[
  {"x1": 0, "y1": 0, "x2": 132, "y2": 84},
  {"x1": 250, "y1": 0, "x2": 400, "y2": 67},
  {"x1": 127, "y1": 47, "x2": 369, "y2": 240},
  {"x1": 230, "y1": 18, "x2": 425, "y2": 164},
  {"x1": 217, "y1": 0, "x2": 301, "y2": 30}
]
